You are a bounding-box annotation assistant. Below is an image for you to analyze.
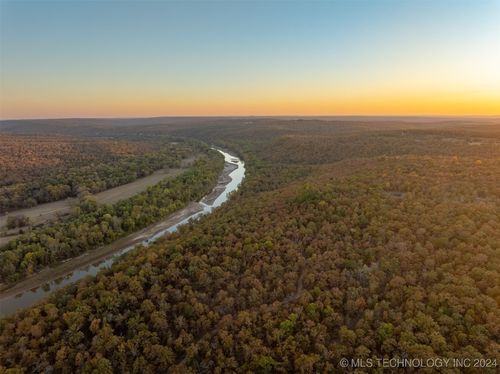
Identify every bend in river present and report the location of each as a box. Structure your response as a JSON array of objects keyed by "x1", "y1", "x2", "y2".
[{"x1": 0, "y1": 149, "x2": 245, "y2": 317}]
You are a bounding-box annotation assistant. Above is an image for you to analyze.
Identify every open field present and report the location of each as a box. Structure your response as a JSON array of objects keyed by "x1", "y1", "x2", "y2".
[
  {"x1": 0, "y1": 156, "x2": 237, "y2": 299},
  {"x1": 0, "y1": 149, "x2": 224, "y2": 284},
  {"x1": 1, "y1": 0, "x2": 499, "y2": 371},
  {"x1": 0, "y1": 118, "x2": 499, "y2": 372},
  {"x1": 0, "y1": 134, "x2": 193, "y2": 212},
  {"x1": 0, "y1": 155, "x2": 200, "y2": 232},
  {"x1": 0, "y1": 202, "x2": 203, "y2": 298}
]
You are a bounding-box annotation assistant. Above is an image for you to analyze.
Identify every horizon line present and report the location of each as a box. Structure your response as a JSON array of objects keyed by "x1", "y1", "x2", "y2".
[{"x1": 1, "y1": 114, "x2": 500, "y2": 122}]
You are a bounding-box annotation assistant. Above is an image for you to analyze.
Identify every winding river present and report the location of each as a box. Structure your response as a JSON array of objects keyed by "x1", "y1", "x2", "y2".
[{"x1": 0, "y1": 149, "x2": 245, "y2": 317}]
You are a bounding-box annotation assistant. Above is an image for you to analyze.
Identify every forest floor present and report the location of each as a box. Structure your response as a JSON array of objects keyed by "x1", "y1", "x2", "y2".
[
  {"x1": 0, "y1": 155, "x2": 200, "y2": 236},
  {"x1": 0, "y1": 160, "x2": 235, "y2": 298}
]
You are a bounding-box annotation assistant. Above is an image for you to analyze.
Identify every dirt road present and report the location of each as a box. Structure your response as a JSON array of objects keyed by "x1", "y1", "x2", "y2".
[
  {"x1": 0, "y1": 155, "x2": 199, "y2": 231},
  {"x1": 0, "y1": 202, "x2": 204, "y2": 297},
  {"x1": 0, "y1": 157, "x2": 239, "y2": 298}
]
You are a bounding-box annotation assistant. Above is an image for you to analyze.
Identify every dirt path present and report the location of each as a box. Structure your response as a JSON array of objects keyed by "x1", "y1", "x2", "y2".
[
  {"x1": 0, "y1": 202, "x2": 204, "y2": 297},
  {"x1": 0, "y1": 158, "x2": 238, "y2": 299},
  {"x1": 0, "y1": 155, "x2": 200, "y2": 232}
]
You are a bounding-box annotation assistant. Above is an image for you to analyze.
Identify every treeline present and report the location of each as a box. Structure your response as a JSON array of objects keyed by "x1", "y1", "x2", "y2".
[
  {"x1": 0, "y1": 125, "x2": 499, "y2": 372},
  {"x1": 261, "y1": 131, "x2": 500, "y2": 165},
  {"x1": 0, "y1": 135, "x2": 194, "y2": 212},
  {"x1": 0, "y1": 150, "x2": 223, "y2": 284}
]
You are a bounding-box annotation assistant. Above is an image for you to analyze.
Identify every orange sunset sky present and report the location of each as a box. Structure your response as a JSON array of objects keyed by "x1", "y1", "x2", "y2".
[{"x1": 1, "y1": 1, "x2": 499, "y2": 119}]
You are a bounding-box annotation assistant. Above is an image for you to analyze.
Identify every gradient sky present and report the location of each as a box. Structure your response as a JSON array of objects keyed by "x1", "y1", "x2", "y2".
[{"x1": 0, "y1": 0, "x2": 499, "y2": 118}]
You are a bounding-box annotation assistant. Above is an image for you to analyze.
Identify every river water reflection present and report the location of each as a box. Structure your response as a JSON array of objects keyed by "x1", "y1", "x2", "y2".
[{"x1": 0, "y1": 149, "x2": 245, "y2": 317}]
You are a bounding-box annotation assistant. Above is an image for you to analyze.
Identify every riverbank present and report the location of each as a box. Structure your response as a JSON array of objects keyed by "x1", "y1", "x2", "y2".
[
  {"x1": 0, "y1": 202, "x2": 203, "y2": 298},
  {"x1": 201, "y1": 162, "x2": 237, "y2": 205},
  {"x1": 0, "y1": 153, "x2": 243, "y2": 314},
  {"x1": 0, "y1": 155, "x2": 200, "y2": 234}
]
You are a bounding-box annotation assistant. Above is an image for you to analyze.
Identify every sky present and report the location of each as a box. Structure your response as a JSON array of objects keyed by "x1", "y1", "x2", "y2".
[{"x1": 0, "y1": 0, "x2": 499, "y2": 119}]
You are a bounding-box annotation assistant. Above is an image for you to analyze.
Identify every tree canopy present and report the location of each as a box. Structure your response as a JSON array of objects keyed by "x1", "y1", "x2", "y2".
[{"x1": 1, "y1": 120, "x2": 499, "y2": 372}]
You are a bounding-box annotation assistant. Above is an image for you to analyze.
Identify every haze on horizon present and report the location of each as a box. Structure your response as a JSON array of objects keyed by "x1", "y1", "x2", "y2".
[{"x1": 0, "y1": 0, "x2": 499, "y2": 119}]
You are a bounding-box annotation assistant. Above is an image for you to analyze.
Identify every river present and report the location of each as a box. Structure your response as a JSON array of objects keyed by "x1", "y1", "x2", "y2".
[{"x1": 0, "y1": 149, "x2": 245, "y2": 317}]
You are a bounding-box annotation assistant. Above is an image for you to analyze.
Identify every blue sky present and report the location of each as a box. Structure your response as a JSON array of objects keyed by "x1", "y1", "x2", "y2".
[{"x1": 1, "y1": 0, "x2": 499, "y2": 118}]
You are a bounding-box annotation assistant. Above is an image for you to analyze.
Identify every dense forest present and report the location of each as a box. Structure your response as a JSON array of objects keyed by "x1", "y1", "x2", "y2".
[
  {"x1": 0, "y1": 119, "x2": 499, "y2": 372},
  {"x1": 0, "y1": 135, "x2": 194, "y2": 212},
  {"x1": 0, "y1": 149, "x2": 223, "y2": 284}
]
